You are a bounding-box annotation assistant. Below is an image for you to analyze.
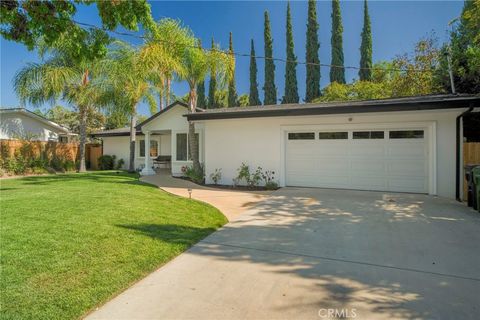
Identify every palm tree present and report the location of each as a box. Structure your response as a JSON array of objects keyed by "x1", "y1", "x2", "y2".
[
  {"x1": 97, "y1": 41, "x2": 156, "y2": 172},
  {"x1": 177, "y1": 41, "x2": 232, "y2": 173},
  {"x1": 140, "y1": 19, "x2": 193, "y2": 111},
  {"x1": 13, "y1": 36, "x2": 104, "y2": 172}
]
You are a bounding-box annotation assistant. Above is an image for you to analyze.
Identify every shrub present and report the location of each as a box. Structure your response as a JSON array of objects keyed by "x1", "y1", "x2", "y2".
[
  {"x1": 63, "y1": 160, "x2": 76, "y2": 171},
  {"x1": 235, "y1": 163, "x2": 279, "y2": 189},
  {"x1": 209, "y1": 168, "x2": 222, "y2": 185},
  {"x1": 115, "y1": 159, "x2": 125, "y2": 170},
  {"x1": 98, "y1": 155, "x2": 116, "y2": 170},
  {"x1": 184, "y1": 165, "x2": 204, "y2": 184}
]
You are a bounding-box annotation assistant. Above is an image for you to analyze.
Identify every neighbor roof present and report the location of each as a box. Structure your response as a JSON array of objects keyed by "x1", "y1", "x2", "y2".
[
  {"x1": 0, "y1": 107, "x2": 72, "y2": 134},
  {"x1": 90, "y1": 127, "x2": 142, "y2": 138},
  {"x1": 185, "y1": 94, "x2": 480, "y2": 121}
]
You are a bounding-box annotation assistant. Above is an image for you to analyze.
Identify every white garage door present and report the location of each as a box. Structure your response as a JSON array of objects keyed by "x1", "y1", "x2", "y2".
[{"x1": 285, "y1": 128, "x2": 429, "y2": 193}]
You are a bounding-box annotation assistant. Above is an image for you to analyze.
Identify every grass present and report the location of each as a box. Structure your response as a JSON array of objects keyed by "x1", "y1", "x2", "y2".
[{"x1": 0, "y1": 171, "x2": 227, "y2": 320}]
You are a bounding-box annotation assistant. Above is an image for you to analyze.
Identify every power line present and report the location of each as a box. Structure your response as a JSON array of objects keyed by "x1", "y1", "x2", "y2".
[{"x1": 74, "y1": 20, "x2": 434, "y2": 74}]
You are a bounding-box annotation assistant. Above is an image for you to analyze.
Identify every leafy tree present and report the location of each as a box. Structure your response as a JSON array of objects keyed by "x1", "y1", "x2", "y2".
[
  {"x1": 0, "y1": 0, "x2": 155, "y2": 59},
  {"x1": 13, "y1": 31, "x2": 108, "y2": 172},
  {"x1": 249, "y1": 39, "x2": 261, "y2": 106},
  {"x1": 227, "y1": 32, "x2": 238, "y2": 107},
  {"x1": 215, "y1": 90, "x2": 228, "y2": 108},
  {"x1": 104, "y1": 109, "x2": 130, "y2": 130},
  {"x1": 436, "y1": 0, "x2": 480, "y2": 94},
  {"x1": 390, "y1": 36, "x2": 442, "y2": 97},
  {"x1": 207, "y1": 38, "x2": 218, "y2": 109},
  {"x1": 305, "y1": 0, "x2": 321, "y2": 102},
  {"x1": 196, "y1": 81, "x2": 207, "y2": 108},
  {"x1": 97, "y1": 41, "x2": 157, "y2": 172},
  {"x1": 140, "y1": 19, "x2": 191, "y2": 111},
  {"x1": 263, "y1": 11, "x2": 277, "y2": 105},
  {"x1": 282, "y1": 2, "x2": 299, "y2": 104},
  {"x1": 237, "y1": 94, "x2": 250, "y2": 107},
  {"x1": 43, "y1": 105, "x2": 105, "y2": 133},
  {"x1": 330, "y1": 0, "x2": 345, "y2": 84},
  {"x1": 176, "y1": 38, "x2": 231, "y2": 173},
  {"x1": 359, "y1": 0, "x2": 373, "y2": 81},
  {"x1": 315, "y1": 81, "x2": 388, "y2": 102}
]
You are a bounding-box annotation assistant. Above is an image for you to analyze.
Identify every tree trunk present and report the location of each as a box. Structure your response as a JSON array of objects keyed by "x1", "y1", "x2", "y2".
[
  {"x1": 78, "y1": 106, "x2": 87, "y2": 173},
  {"x1": 188, "y1": 87, "x2": 201, "y2": 173},
  {"x1": 128, "y1": 113, "x2": 137, "y2": 173},
  {"x1": 159, "y1": 77, "x2": 165, "y2": 111},
  {"x1": 166, "y1": 77, "x2": 171, "y2": 107}
]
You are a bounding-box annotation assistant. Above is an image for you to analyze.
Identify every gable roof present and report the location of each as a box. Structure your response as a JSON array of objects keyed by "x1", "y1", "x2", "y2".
[
  {"x1": 0, "y1": 107, "x2": 72, "y2": 134},
  {"x1": 185, "y1": 94, "x2": 480, "y2": 121},
  {"x1": 136, "y1": 101, "x2": 204, "y2": 130}
]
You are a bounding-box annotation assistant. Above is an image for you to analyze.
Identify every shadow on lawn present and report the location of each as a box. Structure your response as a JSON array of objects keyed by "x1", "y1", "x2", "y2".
[{"x1": 116, "y1": 224, "x2": 217, "y2": 245}]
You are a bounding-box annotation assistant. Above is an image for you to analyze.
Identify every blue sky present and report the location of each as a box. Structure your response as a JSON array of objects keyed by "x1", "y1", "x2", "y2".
[{"x1": 0, "y1": 0, "x2": 464, "y2": 116}]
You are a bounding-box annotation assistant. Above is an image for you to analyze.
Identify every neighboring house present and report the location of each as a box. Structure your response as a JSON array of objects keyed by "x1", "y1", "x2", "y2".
[
  {"x1": 91, "y1": 94, "x2": 480, "y2": 200},
  {"x1": 0, "y1": 108, "x2": 75, "y2": 142}
]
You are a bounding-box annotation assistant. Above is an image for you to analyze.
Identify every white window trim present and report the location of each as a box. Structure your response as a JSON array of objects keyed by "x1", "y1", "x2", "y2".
[
  {"x1": 172, "y1": 130, "x2": 203, "y2": 163},
  {"x1": 137, "y1": 137, "x2": 160, "y2": 159}
]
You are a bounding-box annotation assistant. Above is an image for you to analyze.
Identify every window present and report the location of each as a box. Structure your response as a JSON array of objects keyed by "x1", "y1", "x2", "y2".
[
  {"x1": 58, "y1": 136, "x2": 68, "y2": 143},
  {"x1": 176, "y1": 133, "x2": 199, "y2": 161},
  {"x1": 318, "y1": 132, "x2": 348, "y2": 140},
  {"x1": 288, "y1": 132, "x2": 315, "y2": 140},
  {"x1": 176, "y1": 133, "x2": 188, "y2": 161},
  {"x1": 389, "y1": 130, "x2": 424, "y2": 139},
  {"x1": 139, "y1": 140, "x2": 158, "y2": 157},
  {"x1": 353, "y1": 131, "x2": 384, "y2": 139}
]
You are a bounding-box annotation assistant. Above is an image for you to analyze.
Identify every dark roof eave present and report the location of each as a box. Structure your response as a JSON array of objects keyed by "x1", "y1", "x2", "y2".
[
  {"x1": 185, "y1": 96, "x2": 480, "y2": 121},
  {"x1": 91, "y1": 131, "x2": 143, "y2": 138}
]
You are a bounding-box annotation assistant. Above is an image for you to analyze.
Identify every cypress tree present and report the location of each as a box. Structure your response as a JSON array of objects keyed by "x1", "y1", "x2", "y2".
[
  {"x1": 227, "y1": 32, "x2": 238, "y2": 107},
  {"x1": 249, "y1": 39, "x2": 261, "y2": 106},
  {"x1": 196, "y1": 40, "x2": 207, "y2": 109},
  {"x1": 207, "y1": 37, "x2": 217, "y2": 109},
  {"x1": 330, "y1": 0, "x2": 345, "y2": 83},
  {"x1": 359, "y1": 0, "x2": 372, "y2": 81},
  {"x1": 305, "y1": 0, "x2": 321, "y2": 102},
  {"x1": 282, "y1": 2, "x2": 299, "y2": 104},
  {"x1": 263, "y1": 11, "x2": 277, "y2": 105}
]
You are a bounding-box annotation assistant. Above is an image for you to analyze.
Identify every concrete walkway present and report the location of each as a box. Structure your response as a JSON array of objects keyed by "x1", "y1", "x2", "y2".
[
  {"x1": 86, "y1": 187, "x2": 480, "y2": 320},
  {"x1": 140, "y1": 169, "x2": 272, "y2": 221}
]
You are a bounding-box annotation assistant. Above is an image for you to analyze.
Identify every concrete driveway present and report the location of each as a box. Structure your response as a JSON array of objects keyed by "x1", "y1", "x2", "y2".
[{"x1": 86, "y1": 188, "x2": 480, "y2": 320}]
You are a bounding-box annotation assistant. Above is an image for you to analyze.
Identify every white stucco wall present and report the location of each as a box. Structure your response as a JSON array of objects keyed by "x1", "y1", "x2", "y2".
[
  {"x1": 101, "y1": 134, "x2": 169, "y2": 170},
  {"x1": 0, "y1": 112, "x2": 63, "y2": 141},
  {"x1": 142, "y1": 104, "x2": 204, "y2": 176},
  {"x1": 201, "y1": 109, "x2": 463, "y2": 199}
]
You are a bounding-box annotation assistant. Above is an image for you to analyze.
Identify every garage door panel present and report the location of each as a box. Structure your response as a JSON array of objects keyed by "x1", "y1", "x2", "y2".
[{"x1": 286, "y1": 127, "x2": 430, "y2": 194}]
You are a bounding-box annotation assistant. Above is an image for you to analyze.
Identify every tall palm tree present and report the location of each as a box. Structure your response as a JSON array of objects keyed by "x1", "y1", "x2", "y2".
[
  {"x1": 13, "y1": 35, "x2": 105, "y2": 172},
  {"x1": 140, "y1": 19, "x2": 193, "y2": 110},
  {"x1": 177, "y1": 41, "x2": 232, "y2": 173},
  {"x1": 97, "y1": 41, "x2": 156, "y2": 172}
]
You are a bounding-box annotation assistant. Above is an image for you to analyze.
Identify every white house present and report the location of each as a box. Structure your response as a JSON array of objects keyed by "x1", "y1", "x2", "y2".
[
  {"x1": 0, "y1": 108, "x2": 75, "y2": 142},
  {"x1": 91, "y1": 94, "x2": 480, "y2": 200}
]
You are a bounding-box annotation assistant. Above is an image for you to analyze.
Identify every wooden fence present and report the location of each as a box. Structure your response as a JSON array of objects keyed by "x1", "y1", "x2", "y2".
[
  {"x1": 0, "y1": 139, "x2": 79, "y2": 161},
  {"x1": 0, "y1": 140, "x2": 103, "y2": 170},
  {"x1": 464, "y1": 142, "x2": 480, "y2": 200}
]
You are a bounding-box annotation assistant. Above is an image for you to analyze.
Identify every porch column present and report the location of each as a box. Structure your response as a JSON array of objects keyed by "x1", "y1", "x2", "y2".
[{"x1": 141, "y1": 131, "x2": 155, "y2": 175}]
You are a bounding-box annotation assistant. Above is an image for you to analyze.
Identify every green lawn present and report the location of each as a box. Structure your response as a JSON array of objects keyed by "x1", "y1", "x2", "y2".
[{"x1": 0, "y1": 171, "x2": 227, "y2": 320}]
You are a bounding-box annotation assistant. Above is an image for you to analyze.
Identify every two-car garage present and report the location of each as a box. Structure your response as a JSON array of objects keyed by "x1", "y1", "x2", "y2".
[{"x1": 285, "y1": 125, "x2": 430, "y2": 193}]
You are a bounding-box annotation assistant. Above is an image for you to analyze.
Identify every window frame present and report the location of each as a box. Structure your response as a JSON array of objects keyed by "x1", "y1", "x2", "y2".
[
  {"x1": 389, "y1": 130, "x2": 425, "y2": 139},
  {"x1": 352, "y1": 131, "x2": 385, "y2": 140},
  {"x1": 175, "y1": 132, "x2": 200, "y2": 162},
  {"x1": 288, "y1": 132, "x2": 315, "y2": 140},
  {"x1": 138, "y1": 138, "x2": 159, "y2": 158},
  {"x1": 318, "y1": 132, "x2": 348, "y2": 140}
]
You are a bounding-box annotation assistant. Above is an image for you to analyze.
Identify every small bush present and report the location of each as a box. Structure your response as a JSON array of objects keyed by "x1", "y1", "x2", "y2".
[
  {"x1": 115, "y1": 158, "x2": 125, "y2": 170},
  {"x1": 63, "y1": 160, "x2": 76, "y2": 171},
  {"x1": 235, "y1": 163, "x2": 279, "y2": 189},
  {"x1": 209, "y1": 168, "x2": 222, "y2": 185},
  {"x1": 98, "y1": 155, "x2": 116, "y2": 170},
  {"x1": 184, "y1": 165, "x2": 204, "y2": 184}
]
